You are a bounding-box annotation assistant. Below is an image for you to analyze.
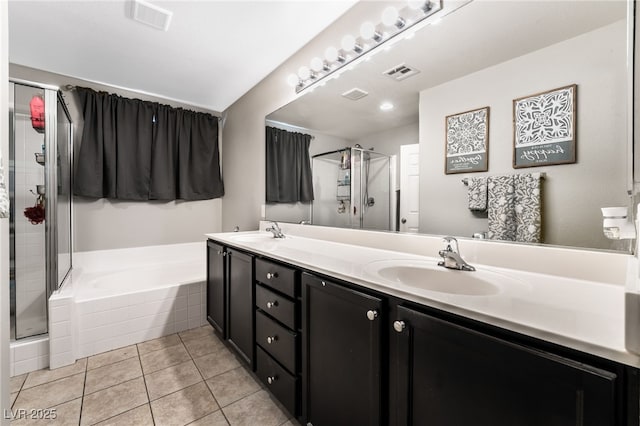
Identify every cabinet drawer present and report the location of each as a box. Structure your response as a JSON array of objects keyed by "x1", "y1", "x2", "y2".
[
  {"x1": 256, "y1": 310, "x2": 297, "y2": 373},
  {"x1": 256, "y1": 284, "x2": 296, "y2": 329},
  {"x1": 255, "y1": 258, "x2": 297, "y2": 298},
  {"x1": 256, "y1": 346, "x2": 298, "y2": 416}
]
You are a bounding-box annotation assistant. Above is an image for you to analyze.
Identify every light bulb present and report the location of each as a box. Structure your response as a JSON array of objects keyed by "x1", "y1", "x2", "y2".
[
  {"x1": 298, "y1": 66, "x2": 311, "y2": 81},
  {"x1": 325, "y1": 46, "x2": 339, "y2": 63},
  {"x1": 382, "y1": 7, "x2": 399, "y2": 26},
  {"x1": 407, "y1": 0, "x2": 433, "y2": 13},
  {"x1": 382, "y1": 6, "x2": 405, "y2": 29},
  {"x1": 341, "y1": 34, "x2": 356, "y2": 51},
  {"x1": 360, "y1": 21, "x2": 376, "y2": 39},
  {"x1": 379, "y1": 102, "x2": 394, "y2": 111},
  {"x1": 310, "y1": 57, "x2": 324, "y2": 72},
  {"x1": 286, "y1": 73, "x2": 300, "y2": 87}
]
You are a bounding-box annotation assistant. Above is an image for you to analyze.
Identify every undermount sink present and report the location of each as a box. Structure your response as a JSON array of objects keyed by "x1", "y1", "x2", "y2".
[{"x1": 364, "y1": 260, "x2": 502, "y2": 296}]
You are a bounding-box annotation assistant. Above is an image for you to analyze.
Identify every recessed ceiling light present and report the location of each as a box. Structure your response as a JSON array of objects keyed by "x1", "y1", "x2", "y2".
[{"x1": 380, "y1": 102, "x2": 394, "y2": 111}]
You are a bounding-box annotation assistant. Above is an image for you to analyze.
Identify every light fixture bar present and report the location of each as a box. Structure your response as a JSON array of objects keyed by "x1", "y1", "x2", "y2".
[{"x1": 290, "y1": 0, "x2": 443, "y2": 94}]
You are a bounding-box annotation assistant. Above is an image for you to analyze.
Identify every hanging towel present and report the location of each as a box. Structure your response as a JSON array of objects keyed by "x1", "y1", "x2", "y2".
[
  {"x1": 514, "y1": 173, "x2": 542, "y2": 243},
  {"x1": 487, "y1": 173, "x2": 542, "y2": 243},
  {"x1": 467, "y1": 177, "x2": 487, "y2": 211},
  {"x1": 0, "y1": 152, "x2": 8, "y2": 219},
  {"x1": 487, "y1": 175, "x2": 517, "y2": 241}
]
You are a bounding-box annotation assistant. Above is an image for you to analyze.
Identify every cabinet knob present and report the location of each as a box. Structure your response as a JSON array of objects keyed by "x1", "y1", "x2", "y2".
[
  {"x1": 267, "y1": 375, "x2": 278, "y2": 385},
  {"x1": 366, "y1": 310, "x2": 378, "y2": 321},
  {"x1": 216, "y1": 250, "x2": 222, "y2": 255},
  {"x1": 393, "y1": 320, "x2": 406, "y2": 333},
  {"x1": 267, "y1": 335, "x2": 278, "y2": 344},
  {"x1": 266, "y1": 301, "x2": 278, "y2": 309},
  {"x1": 266, "y1": 272, "x2": 278, "y2": 280}
]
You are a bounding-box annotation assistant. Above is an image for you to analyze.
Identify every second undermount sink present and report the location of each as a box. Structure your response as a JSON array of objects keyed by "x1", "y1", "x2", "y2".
[
  {"x1": 228, "y1": 233, "x2": 279, "y2": 243},
  {"x1": 364, "y1": 260, "x2": 502, "y2": 296}
]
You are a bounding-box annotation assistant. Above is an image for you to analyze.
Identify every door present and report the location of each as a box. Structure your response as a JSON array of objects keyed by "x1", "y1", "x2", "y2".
[
  {"x1": 391, "y1": 305, "x2": 617, "y2": 426},
  {"x1": 206, "y1": 241, "x2": 226, "y2": 337},
  {"x1": 302, "y1": 273, "x2": 384, "y2": 426},
  {"x1": 227, "y1": 248, "x2": 254, "y2": 367},
  {"x1": 399, "y1": 144, "x2": 419, "y2": 233}
]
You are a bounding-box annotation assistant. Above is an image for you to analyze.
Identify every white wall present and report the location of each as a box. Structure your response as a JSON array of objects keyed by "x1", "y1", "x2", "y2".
[
  {"x1": 419, "y1": 20, "x2": 628, "y2": 250},
  {"x1": 1, "y1": 1, "x2": 9, "y2": 422},
  {"x1": 9, "y1": 65, "x2": 223, "y2": 251}
]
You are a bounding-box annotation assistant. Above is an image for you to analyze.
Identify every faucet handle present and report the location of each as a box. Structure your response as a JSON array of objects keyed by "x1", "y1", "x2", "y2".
[{"x1": 442, "y1": 236, "x2": 459, "y2": 252}]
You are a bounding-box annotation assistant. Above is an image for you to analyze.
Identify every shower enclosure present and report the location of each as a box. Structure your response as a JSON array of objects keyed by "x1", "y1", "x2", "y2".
[
  {"x1": 312, "y1": 147, "x2": 391, "y2": 230},
  {"x1": 9, "y1": 80, "x2": 73, "y2": 340}
]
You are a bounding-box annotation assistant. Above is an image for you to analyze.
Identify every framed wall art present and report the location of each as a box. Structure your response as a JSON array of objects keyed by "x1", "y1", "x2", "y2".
[
  {"x1": 444, "y1": 106, "x2": 489, "y2": 174},
  {"x1": 513, "y1": 84, "x2": 577, "y2": 168}
]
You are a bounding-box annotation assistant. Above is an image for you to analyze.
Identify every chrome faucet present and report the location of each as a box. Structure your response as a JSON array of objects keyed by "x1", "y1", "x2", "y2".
[
  {"x1": 438, "y1": 236, "x2": 476, "y2": 271},
  {"x1": 266, "y1": 221, "x2": 285, "y2": 238}
]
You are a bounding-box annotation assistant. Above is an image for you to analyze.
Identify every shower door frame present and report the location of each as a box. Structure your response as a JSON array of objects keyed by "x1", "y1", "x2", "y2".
[{"x1": 9, "y1": 79, "x2": 73, "y2": 339}]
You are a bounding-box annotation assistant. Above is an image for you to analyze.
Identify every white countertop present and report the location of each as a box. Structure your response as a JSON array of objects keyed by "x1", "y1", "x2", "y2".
[{"x1": 206, "y1": 230, "x2": 639, "y2": 368}]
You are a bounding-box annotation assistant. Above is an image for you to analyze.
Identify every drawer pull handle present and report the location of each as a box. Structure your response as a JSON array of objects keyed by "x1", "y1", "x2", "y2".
[
  {"x1": 267, "y1": 375, "x2": 278, "y2": 385},
  {"x1": 266, "y1": 301, "x2": 278, "y2": 309},
  {"x1": 366, "y1": 310, "x2": 378, "y2": 321},
  {"x1": 266, "y1": 272, "x2": 279, "y2": 280},
  {"x1": 394, "y1": 320, "x2": 406, "y2": 333},
  {"x1": 267, "y1": 335, "x2": 278, "y2": 344}
]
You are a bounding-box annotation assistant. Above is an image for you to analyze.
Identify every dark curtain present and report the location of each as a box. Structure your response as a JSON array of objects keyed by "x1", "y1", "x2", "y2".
[
  {"x1": 265, "y1": 126, "x2": 314, "y2": 203},
  {"x1": 74, "y1": 87, "x2": 224, "y2": 201}
]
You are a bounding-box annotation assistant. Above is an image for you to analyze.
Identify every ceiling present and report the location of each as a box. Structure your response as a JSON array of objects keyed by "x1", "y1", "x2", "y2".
[
  {"x1": 268, "y1": 0, "x2": 626, "y2": 140},
  {"x1": 8, "y1": 0, "x2": 357, "y2": 113}
]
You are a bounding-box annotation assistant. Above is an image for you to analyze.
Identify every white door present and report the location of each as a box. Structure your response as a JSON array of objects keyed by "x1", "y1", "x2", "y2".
[{"x1": 400, "y1": 144, "x2": 420, "y2": 233}]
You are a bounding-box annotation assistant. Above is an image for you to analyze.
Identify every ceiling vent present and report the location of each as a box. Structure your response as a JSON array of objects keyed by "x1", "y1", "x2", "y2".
[
  {"x1": 383, "y1": 63, "x2": 420, "y2": 81},
  {"x1": 341, "y1": 88, "x2": 369, "y2": 101},
  {"x1": 131, "y1": 0, "x2": 173, "y2": 31}
]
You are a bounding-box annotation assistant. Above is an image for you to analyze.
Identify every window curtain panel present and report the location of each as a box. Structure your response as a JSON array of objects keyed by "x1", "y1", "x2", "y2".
[
  {"x1": 74, "y1": 87, "x2": 224, "y2": 201},
  {"x1": 265, "y1": 126, "x2": 314, "y2": 203}
]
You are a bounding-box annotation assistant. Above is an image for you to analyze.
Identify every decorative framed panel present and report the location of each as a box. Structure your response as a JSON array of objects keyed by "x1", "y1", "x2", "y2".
[
  {"x1": 513, "y1": 84, "x2": 577, "y2": 168},
  {"x1": 444, "y1": 106, "x2": 490, "y2": 174}
]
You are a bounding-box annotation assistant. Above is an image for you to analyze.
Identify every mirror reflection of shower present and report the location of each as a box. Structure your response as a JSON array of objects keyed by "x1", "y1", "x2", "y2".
[
  {"x1": 311, "y1": 146, "x2": 392, "y2": 230},
  {"x1": 9, "y1": 80, "x2": 73, "y2": 341}
]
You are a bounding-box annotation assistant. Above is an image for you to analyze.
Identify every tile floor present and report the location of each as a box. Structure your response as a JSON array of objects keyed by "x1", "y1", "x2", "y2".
[{"x1": 8, "y1": 326, "x2": 299, "y2": 426}]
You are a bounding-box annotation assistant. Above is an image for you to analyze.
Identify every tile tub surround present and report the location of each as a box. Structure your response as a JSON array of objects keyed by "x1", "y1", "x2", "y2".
[
  {"x1": 48, "y1": 242, "x2": 207, "y2": 370},
  {"x1": 7, "y1": 327, "x2": 297, "y2": 426},
  {"x1": 209, "y1": 228, "x2": 638, "y2": 367}
]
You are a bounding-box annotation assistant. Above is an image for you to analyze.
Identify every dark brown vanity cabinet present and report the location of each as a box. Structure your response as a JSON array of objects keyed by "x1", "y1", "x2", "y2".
[
  {"x1": 302, "y1": 273, "x2": 385, "y2": 426},
  {"x1": 206, "y1": 241, "x2": 226, "y2": 337},
  {"x1": 390, "y1": 304, "x2": 627, "y2": 426},
  {"x1": 254, "y1": 258, "x2": 301, "y2": 417},
  {"x1": 206, "y1": 241, "x2": 255, "y2": 366}
]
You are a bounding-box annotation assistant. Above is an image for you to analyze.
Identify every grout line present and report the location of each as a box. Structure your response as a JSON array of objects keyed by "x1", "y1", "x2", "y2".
[
  {"x1": 137, "y1": 345, "x2": 156, "y2": 425},
  {"x1": 77, "y1": 362, "x2": 88, "y2": 426}
]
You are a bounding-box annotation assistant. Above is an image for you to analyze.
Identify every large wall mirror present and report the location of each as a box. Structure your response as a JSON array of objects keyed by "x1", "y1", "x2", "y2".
[{"x1": 265, "y1": 0, "x2": 633, "y2": 253}]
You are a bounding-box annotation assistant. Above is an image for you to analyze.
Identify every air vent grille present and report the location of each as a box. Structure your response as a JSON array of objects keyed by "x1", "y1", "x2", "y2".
[
  {"x1": 131, "y1": 0, "x2": 173, "y2": 31},
  {"x1": 383, "y1": 63, "x2": 420, "y2": 81},
  {"x1": 341, "y1": 88, "x2": 369, "y2": 101}
]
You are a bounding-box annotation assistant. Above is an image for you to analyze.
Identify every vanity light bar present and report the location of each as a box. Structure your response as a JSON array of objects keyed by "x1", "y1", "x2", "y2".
[{"x1": 288, "y1": 0, "x2": 443, "y2": 94}]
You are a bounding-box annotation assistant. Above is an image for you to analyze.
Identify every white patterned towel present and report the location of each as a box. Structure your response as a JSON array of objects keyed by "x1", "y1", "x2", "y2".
[{"x1": 467, "y1": 177, "x2": 487, "y2": 211}]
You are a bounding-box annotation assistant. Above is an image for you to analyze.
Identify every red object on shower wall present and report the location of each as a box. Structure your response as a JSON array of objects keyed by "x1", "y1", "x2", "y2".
[{"x1": 29, "y1": 95, "x2": 45, "y2": 133}]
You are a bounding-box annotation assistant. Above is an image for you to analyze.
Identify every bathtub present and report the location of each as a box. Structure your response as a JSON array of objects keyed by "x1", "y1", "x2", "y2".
[{"x1": 48, "y1": 242, "x2": 207, "y2": 369}]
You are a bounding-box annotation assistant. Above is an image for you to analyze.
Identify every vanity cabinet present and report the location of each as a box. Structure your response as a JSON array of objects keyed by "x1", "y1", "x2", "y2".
[
  {"x1": 390, "y1": 304, "x2": 623, "y2": 426},
  {"x1": 301, "y1": 272, "x2": 385, "y2": 426},
  {"x1": 254, "y1": 258, "x2": 301, "y2": 416},
  {"x1": 206, "y1": 241, "x2": 255, "y2": 366},
  {"x1": 206, "y1": 241, "x2": 226, "y2": 337},
  {"x1": 207, "y1": 238, "x2": 639, "y2": 426}
]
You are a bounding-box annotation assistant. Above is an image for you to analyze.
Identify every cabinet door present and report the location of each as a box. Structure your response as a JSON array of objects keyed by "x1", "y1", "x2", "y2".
[
  {"x1": 302, "y1": 273, "x2": 384, "y2": 426},
  {"x1": 392, "y1": 305, "x2": 617, "y2": 426},
  {"x1": 227, "y1": 248, "x2": 254, "y2": 367},
  {"x1": 206, "y1": 241, "x2": 226, "y2": 337}
]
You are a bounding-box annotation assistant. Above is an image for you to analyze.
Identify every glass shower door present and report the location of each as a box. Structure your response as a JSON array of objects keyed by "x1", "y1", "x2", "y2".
[
  {"x1": 56, "y1": 93, "x2": 72, "y2": 287},
  {"x1": 10, "y1": 82, "x2": 48, "y2": 339}
]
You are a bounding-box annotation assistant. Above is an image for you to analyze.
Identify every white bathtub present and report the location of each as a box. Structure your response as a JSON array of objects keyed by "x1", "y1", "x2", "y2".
[{"x1": 48, "y1": 242, "x2": 207, "y2": 369}]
